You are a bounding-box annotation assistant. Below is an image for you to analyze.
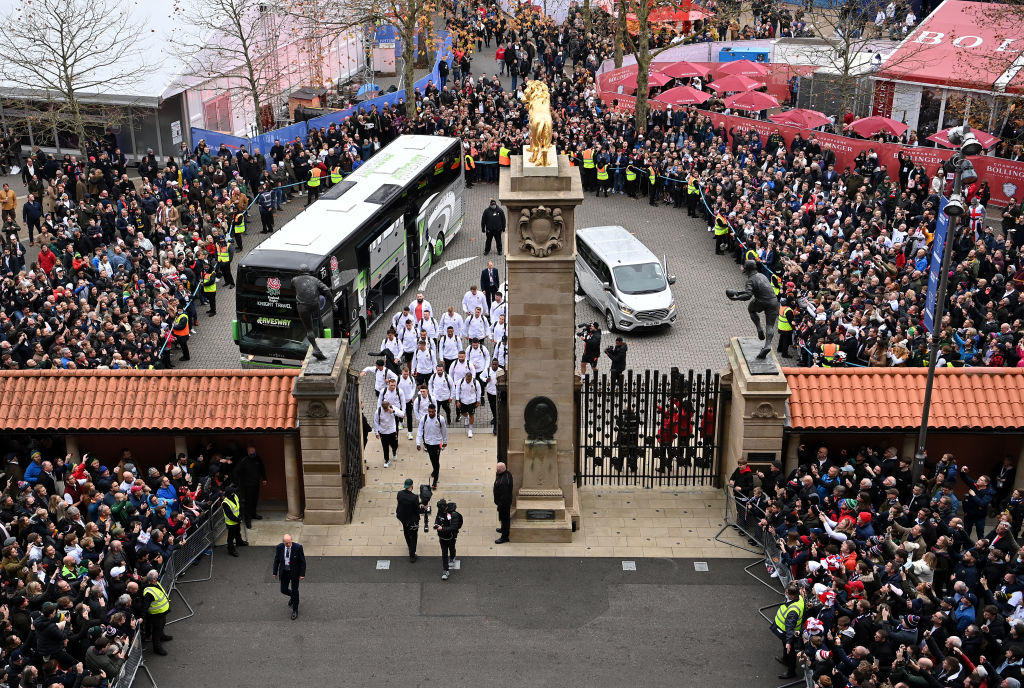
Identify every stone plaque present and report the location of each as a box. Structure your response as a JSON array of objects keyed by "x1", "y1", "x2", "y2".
[
  {"x1": 305, "y1": 339, "x2": 341, "y2": 375},
  {"x1": 526, "y1": 509, "x2": 556, "y2": 520},
  {"x1": 737, "y1": 337, "x2": 780, "y2": 376}
]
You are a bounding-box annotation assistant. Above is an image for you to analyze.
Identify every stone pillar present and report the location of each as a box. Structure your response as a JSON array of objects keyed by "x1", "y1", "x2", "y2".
[
  {"x1": 499, "y1": 154, "x2": 583, "y2": 543},
  {"x1": 720, "y1": 338, "x2": 792, "y2": 484},
  {"x1": 282, "y1": 435, "x2": 302, "y2": 521},
  {"x1": 65, "y1": 436, "x2": 80, "y2": 462},
  {"x1": 291, "y1": 339, "x2": 356, "y2": 525}
]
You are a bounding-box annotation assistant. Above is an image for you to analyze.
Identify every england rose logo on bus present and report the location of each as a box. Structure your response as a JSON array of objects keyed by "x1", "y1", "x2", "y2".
[
  {"x1": 267, "y1": 276, "x2": 281, "y2": 301},
  {"x1": 330, "y1": 256, "x2": 339, "y2": 272}
]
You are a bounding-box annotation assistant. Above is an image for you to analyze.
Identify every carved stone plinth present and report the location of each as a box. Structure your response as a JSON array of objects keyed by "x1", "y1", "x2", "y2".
[
  {"x1": 499, "y1": 156, "x2": 585, "y2": 538},
  {"x1": 521, "y1": 144, "x2": 559, "y2": 176},
  {"x1": 510, "y1": 439, "x2": 572, "y2": 542}
]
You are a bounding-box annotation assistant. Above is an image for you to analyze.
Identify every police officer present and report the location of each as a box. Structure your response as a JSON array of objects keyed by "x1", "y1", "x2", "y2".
[
  {"x1": 143, "y1": 570, "x2": 172, "y2": 656},
  {"x1": 223, "y1": 485, "x2": 244, "y2": 556},
  {"x1": 481, "y1": 199, "x2": 505, "y2": 256},
  {"x1": 202, "y1": 266, "x2": 217, "y2": 316}
]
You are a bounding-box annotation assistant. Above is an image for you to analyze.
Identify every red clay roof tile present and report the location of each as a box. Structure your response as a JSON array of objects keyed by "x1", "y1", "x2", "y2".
[
  {"x1": 783, "y1": 367, "x2": 1024, "y2": 431},
  {"x1": 0, "y1": 370, "x2": 299, "y2": 432}
]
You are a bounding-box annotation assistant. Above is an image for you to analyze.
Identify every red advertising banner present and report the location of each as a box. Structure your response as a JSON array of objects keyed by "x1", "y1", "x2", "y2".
[
  {"x1": 599, "y1": 97, "x2": 1024, "y2": 207},
  {"x1": 871, "y1": 81, "x2": 895, "y2": 118}
]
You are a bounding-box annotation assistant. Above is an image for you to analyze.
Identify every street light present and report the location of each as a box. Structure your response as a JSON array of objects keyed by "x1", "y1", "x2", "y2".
[{"x1": 911, "y1": 124, "x2": 977, "y2": 482}]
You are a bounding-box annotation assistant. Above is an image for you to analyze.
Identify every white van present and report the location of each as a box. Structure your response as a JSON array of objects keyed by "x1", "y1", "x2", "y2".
[{"x1": 574, "y1": 225, "x2": 677, "y2": 332}]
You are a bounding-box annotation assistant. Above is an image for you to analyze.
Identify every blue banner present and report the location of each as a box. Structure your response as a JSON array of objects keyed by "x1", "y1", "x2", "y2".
[
  {"x1": 190, "y1": 128, "x2": 250, "y2": 154},
  {"x1": 250, "y1": 122, "x2": 309, "y2": 169},
  {"x1": 924, "y1": 195, "x2": 949, "y2": 333}
]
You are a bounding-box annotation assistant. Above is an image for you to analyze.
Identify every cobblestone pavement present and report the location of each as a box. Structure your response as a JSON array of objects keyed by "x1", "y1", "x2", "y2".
[{"x1": 183, "y1": 181, "x2": 751, "y2": 376}]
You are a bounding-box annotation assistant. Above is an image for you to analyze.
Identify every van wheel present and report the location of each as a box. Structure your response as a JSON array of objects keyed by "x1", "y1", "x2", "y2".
[
  {"x1": 574, "y1": 274, "x2": 584, "y2": 295},
  {"x1": 434, "y1": 233, "x2": 445, "y2": 258},
  {"x1": 605, "y1": 310, "x2": 617, "y2": 333}
]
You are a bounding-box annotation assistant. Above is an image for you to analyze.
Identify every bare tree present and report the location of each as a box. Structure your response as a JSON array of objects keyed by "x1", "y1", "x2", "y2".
[
  {"x1": 385, "y1": 0, "x2": 438, "y2": 118},
  {"x1": 0, "y1": 0, "x2": 152, "y2": 157},
  {"x1": 622, "y1": 0, "x2": 676, "y2": 132},
  {"x1": 173, "y1": 0, "x2": 296, "y2": 135}
]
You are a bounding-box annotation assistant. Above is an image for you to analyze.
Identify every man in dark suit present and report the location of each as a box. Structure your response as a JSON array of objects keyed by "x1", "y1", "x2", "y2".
[
  {"x1": 273, "y1": 534, "x2": 306, "y2": 620},
  {"x1": 480, "y1": 260, "x2": 500, "y2": 307},
  {"x1": 493, "y1": 462, "x2": 513, "y2": 544}
]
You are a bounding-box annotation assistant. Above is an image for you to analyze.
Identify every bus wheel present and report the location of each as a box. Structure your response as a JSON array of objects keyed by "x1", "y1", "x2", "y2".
[{"x1": 434, "y1": 233, "x2": 445, "y2": 258}]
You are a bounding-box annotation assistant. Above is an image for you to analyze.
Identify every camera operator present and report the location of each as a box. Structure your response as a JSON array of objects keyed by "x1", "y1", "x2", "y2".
[
  {"x1": 578, "y1": 322, "x2": 601, "y2": 378},
  {"x1": 604, "y1": 336, "x2": 627, "y2": 385}
]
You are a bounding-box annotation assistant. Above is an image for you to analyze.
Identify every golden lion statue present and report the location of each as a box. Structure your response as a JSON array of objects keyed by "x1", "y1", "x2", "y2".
[{"x1": 521, "y1": 80, "x2": 553, "y2": 167}]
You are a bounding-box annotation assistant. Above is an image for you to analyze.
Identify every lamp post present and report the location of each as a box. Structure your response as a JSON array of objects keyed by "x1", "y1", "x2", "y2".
[{"x1": 912, "y1": 124, "x2": 982, "y2": 482}]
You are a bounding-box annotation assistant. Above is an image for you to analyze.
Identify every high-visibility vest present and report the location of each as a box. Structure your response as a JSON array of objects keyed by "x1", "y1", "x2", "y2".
[
  {"x1": 582, "y1": 149, "x2": 595, "y2": 168},
  {"x1": 745, "y1": 249, "x2": 758, "y2": 263},
  {"x1": 498, "y1": 147, "x2": 511, "y2": 165},
  {"x1": 821, "y1": 343, "x2": 838, "y2": 366},
  {"x1": 596, "y1": 165, "x2": 609, "y2": 181},
  {"x1": 625, "y1": 167, "x2": 636, "y2": 182},
  {"x1": 330, "y1": 166, "x2": 342, "y2": 184},
  {"x1": 778, "y1": 306, "x2": 793, "y2": 332},
  {"x1": 714, "y1": 214, "x2": 730, "y2": 236},
  {"x1": 217, "y1": 246, "x2": 230, "y2": 263},
  {"x1": 649, "y1": 167, "x2": 656, "y2": 185},
  {"x1": 172, "y1": 313, "x2": 190, "y2": 337},
  {"x1": 308, "y1": 168, "x2": 321, "y2": 187},
  {"x1": 774, "y1": 597, "x2": 804, "y2": 633},
  {"x1": 224, "y1": 494, "x2": 241, "y2": 526},
  {"x1": 144, "y1": 583, "x2": 170, "y2": 615},
  {"x1": 771, "y1": 274, "x2": 782, "y2": 296},
  {"x1": 203, "y1": 272, "x2": 216, "y2": 293},
  {"x1": 464, "y1": 154, "x2": 475, "y2": 169},
  {"x1": 233, "y1": 216, "x2": 246, "y2": 234},
  {"x1": 687, "y1": 179, "x2": 698, "y2": 195}
]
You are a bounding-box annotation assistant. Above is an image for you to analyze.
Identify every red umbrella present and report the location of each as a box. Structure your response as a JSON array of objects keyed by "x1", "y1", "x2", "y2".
[
  {"x1": 652, "y1": 85, "x2": 711, "y2": 106},
  {"x1": 769, "y1": 108, "x2": 831, "y2": 129},
  {"x1": 927, "y1": 127, "x2": 1000, "y2": 150},
  {"x1": 707, "y1": 74, "x2": 763, "y2": 93},
  {"x1": 620, "y1": 70, "x2": 674, "y2": 92},
  {"x1": 725, "y1": 90, "x2": 779, "y2": 111},
  {"x1": 658, "y1": 60, "x2": 705, "y2": 79},
  {"x1": 848, "y1": 116, "x2": 908, "y2": 138},
  {"x1": 719, "y1": 59, "x2": 770, "y2": 77}
]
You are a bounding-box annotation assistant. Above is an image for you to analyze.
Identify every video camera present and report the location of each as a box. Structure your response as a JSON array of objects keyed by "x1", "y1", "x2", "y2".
[{"x1": 576, "y1": 323, "x2": 591, "y2": 337}]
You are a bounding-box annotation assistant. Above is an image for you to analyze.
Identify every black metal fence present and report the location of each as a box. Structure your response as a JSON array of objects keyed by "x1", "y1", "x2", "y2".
[
  {"x1": 343, "y1": 370, "x2": 364, "y2": 520},
  {"x1": 576, "y1": 368, "x2": 721, "y2": 488}
]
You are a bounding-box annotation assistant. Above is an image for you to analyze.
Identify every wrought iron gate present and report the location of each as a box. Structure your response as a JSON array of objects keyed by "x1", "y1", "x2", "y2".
[
  {"x1": 577, "y1": 368, "x2": 721, "y2": 487},
  {"x1": 342, "y1": 370, "x2": 364, "y2": 520}
]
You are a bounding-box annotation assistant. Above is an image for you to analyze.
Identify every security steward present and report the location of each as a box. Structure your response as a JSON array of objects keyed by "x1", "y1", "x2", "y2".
[
  {"x1": 216, "y1": 237, "x2": 235, "y2": 288},
  {"x1": 498, "y1": 145, "x2": 511, "y2": 167},
  {"x1": 595, "y1": 162, "x2": 610, "y2": 197},
  {"x1": 581, "y1": 146, "x2": 595, "y2": 191},
  {"x1": 820, "y1": 340, "x2": 839, "y2": 367},
  {"x1": 306, "y1": 165, "x2": 322, "y2": 206},
  {"x1": 648, "y1": 160, "x2": 660, "y2": 206},
  {"x1": 232, "y1": 212, "x2": 246, "y2": 251},
  {"x1": 464, "y1": 148, "x2": 476, "y2": 188},
  {"x1": 202, "y1": 266, "x2": 217, "y2": 317},
  {"x1": 223, "y1": 485, "x2": 244, "y2": 556},
  {"x1": 686, "y1": 175, "x2": 701, "y2": 217},
  {"x1": 713, "y1": 212, "x2": 731, "y2": 255},
  {"x1": 143, "y1": 569, "x2": 173, "y2": 656},
  {"x1": 777, "y1": 298, "x2": 795, "y2": 357},
  {"x1": 481, "y1": 198, "x2": 505, "y2": 256},
  {"x1": 624, "y1": 162, "x2": 638, "y2": 198},
  {"x1": 171, "y1": 312, "x2": 191, "y2": 362},
  {"x1": 772, "y1": 584, "x2": 804, "y2": 679}
]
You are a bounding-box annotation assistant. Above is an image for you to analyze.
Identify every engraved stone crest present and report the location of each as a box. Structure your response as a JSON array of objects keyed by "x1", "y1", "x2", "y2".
[
  {"x1": 306, "y1": 401, "x2": 329, "y2": 418},
  {"x1": 518, "y1": 205, "x2": 564, "y2": 257}
]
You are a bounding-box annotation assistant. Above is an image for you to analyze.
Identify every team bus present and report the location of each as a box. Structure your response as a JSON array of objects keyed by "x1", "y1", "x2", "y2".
[{"x1": 233, "y1": 135, "x2": 465, "y2": 367}]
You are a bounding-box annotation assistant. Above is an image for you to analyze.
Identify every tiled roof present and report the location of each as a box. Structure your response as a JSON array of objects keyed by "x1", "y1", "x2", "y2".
[
  {"x1": 783, "y1": 367, "x2": 1024, "y2": 431},
  {"x1": 0, "y1": 370, "x2": 299, "y2": 432}
]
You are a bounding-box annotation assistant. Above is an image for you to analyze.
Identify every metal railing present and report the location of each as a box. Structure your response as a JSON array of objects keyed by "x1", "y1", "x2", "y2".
[{"x1": 112, "y1": 497, "x2": 229, "y2": 688}]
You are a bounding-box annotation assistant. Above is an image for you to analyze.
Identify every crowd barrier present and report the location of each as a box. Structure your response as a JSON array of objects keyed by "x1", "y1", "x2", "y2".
[
  {"x1": 718, "y1": 488, "x2": 815, "y2": 688},
  {"x1": 112, "y1": 496, "x2": 229, "y2": 688}
]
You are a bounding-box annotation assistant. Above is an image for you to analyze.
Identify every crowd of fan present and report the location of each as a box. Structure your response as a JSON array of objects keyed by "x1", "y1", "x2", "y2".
[
  {"x1": 0, "y1": 446, "x2": 226, "y2": 687},
  {"x1": 731, "y1": 445, "x2": 1024, "y2": 687},
  {"x1": 1, "y1": 0, "x2": 1022, "y2": 371}
]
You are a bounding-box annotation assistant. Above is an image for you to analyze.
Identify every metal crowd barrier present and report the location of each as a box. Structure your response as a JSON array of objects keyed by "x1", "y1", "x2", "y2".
[
  {"x1": 167, "y1": 497, "x2": 226, "y2": 626},
  {"x1": 112, "y1": 630, "x2": 153, "y2": 688}
]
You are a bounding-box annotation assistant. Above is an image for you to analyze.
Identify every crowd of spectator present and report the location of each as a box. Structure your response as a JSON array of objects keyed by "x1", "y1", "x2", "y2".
[
  {"x1": 0, "y1": 0, "x2": 1021, "y2": 372},
  {"x1": 731, "y1": 445, "x2": 1024, "y2": 687},
  {"x1": 0, "y1": 444, "x2": 227, "y2": 686}
]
